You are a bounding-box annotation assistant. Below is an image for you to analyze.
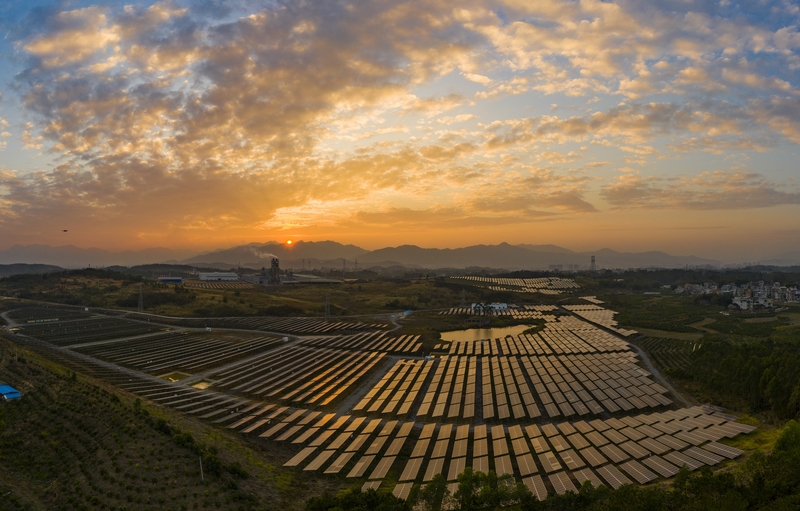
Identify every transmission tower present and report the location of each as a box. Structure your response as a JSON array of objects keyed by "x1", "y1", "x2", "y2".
[
  {"x1": 590, "y1": 255, "x2": 596, "y2": 272},
  {"x1": 324, "y1": 291, "x2": 331, "y2": 319},
  {"x1": 137, "y1": 283, "x2": 143, "y2": 312}
]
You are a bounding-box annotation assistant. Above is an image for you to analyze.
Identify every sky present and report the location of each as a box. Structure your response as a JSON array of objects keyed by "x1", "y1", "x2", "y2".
[{"x1": 0, "y1": 0, "x2": 799, "y2": 263}]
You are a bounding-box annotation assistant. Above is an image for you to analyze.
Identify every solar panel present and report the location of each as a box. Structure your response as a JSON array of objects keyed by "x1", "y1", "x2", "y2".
[
  {"x1": 663, "y1": 451, "x2": 703, "y2": 471},
  {"x1": 432, "y1": 439, "x2": 450, "y2": 458},
  {"x1": 596, "y1": 464, "x2": 632, "y2": 489},
  {"x1": 411, "y1": 438, "x2": 432, "y2": 458},
  {"x1": 422, "y1": 458, "x2": 444, "y2": 482},
  {"x1": 539, "y1": 451, "x2": 562, "y2": 473},
  {"x1": 702, "y1": 441, "x2": 743, "y2": 459},
  {"x1": 642, "y1": 456, "x2": 680, "y2": 478},
  {"x1": 495, "y1": 455, "x2": 514, "y2": 476},
  {"x1": 324, "y1": 452, "x2": 355, "y2": 474},
  {"x1": 347, "y1": 455, "x2": 376, "y2": 477},
  {"x1": 283, "y1": 447, "x2": 316, "y2": 467},
  {"x1": 602, "y1": 429, "x2": 628, "y2": 444},
  {"x1": 558, "y1": 449, "x2": 586, "y2": 471},
  {"x1": 448, "y1": 457, "x2": 466, "y2": 481},
  {"x1": 369, "y1": 456, "x2": 396, "y2": 479},
  {"x1": 393, "y1": 482, "x2": 413, "y2": 500},
  {"x1": 384, "y1": 437, "x2": 406, "y2": 456},
  {"x1": 304, "y1": 450, "x2": 336, "y2": 471},
  {"x1": 523, "y1": 475, "x2": 549, "y2": 500},
  {"x1": 599, "y1": 444, "x2": 629, "y2": 463},
  {"x1": 572, "y1": 467, "x2": 603, "y2": 489},
  {"x1": 549, "y1": 471, "x2": 577, "y2": 495},
  {"x1": 567, "y1": 433, "x2": 590, "y2": 450},
  {"x1": 684, "y1": 446, "x2": 724, "y2": 465},
  {"x1": 452, "y1": 439, "x2": 468, "y2": 458},
  {"x1": 399, "y1": 458, "x2": 423, "y2": 481},
  {"x1": 548, "y1": 435, "x2": 569, "y2": 452},
  {"x1": 619, "y1": 460, "x2": 657, "y2": 484},
  {"x1": 473, "y1": 438, "x2": 488, "y2": 457}
]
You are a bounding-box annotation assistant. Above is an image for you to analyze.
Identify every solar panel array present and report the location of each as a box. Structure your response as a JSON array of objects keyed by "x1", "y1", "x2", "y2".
[
  {"x1": 7, "y1": 305, "x2": 757, "y2": 502},
  {"x1": 74, "y1": 331, "x2": 282, "y2": 374},
  {"x1": 241, "y1": 405, "x2": 751, "y2": 499},
  {"x1": 451, "y1": 276, "x2": 580, "y2": 294},
  {"x1": 354, "y1": 359, "x2": 434, "y2": 416},
  {"x1": 562, "y1": 305, "x2": 638, "y2": 337},
  {"x1": 209, "y1": 346, "x2": 385, "y2": 406},
  {"x1": 123, "y1": 312, "x2": 388, "y2": 335},
  {"x1": 299, "y1": 331, "x2": 422, "y2": 354},
  {"x1": 18, "y1": 317, "x2": 168, "y2": 346}
]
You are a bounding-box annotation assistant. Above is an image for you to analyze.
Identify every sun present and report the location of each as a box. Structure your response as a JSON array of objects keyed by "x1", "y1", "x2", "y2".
[{"x1": 286, "y1": 240, "x2": 293, "y2": 245}]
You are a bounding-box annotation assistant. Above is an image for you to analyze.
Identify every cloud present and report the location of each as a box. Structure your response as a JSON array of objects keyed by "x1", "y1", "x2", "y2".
[
  {"x1": 601, "y1": 170, "x2": 800, "y2": 210},
  {"x1": 436, "y1": 114, "x2": 477, "y2": 125},
  {"x1": 4, "y1": 0, "x2": 800, "y2": 250}
]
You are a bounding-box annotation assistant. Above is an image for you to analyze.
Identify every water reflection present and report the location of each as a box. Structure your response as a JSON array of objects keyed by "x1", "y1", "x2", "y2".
[{"x1": 440, "y1": 324, "x2": 536, "y2": 342}]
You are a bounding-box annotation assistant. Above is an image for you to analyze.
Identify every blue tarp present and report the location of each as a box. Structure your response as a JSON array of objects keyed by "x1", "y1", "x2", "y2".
[{"x1": 0, "y1": 384, "x2": 21, "y2": 400}]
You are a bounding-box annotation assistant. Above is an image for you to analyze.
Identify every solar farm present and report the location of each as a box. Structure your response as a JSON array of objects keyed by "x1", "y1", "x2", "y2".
[
  {"x1": 2, "y1": 299, "x2": 757, "y2": 502},
  {"x1": 451, "y1": 276, "x2": 581, "y2": 294}
]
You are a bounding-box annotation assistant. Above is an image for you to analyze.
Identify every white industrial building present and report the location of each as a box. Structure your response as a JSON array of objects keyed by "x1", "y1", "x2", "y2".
[{"x1": 198, "y1": 272, "x2": 239, "y2": 281}]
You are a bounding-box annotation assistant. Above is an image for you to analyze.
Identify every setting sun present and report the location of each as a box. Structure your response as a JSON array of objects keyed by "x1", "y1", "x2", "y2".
[{"x1": 286, "y1": 240, "x2": 293, "y2": 245}]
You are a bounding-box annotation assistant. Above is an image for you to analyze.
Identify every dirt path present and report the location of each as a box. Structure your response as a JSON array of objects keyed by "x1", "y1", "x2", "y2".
[{"x1": 688, "y1": 316, "x2": 717, "y2": 333}]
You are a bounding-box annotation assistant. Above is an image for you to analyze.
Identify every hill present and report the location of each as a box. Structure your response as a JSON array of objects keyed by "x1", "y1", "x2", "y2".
[
  {"x1": 0, "y1": 263, "x2": 64, "y2": 277},
  {"x1": 0, "y1": 335, "x2": 338, "y2": 510},
  {"x1": 0, "y1": 241, "x2": 723, "y2": 270}
]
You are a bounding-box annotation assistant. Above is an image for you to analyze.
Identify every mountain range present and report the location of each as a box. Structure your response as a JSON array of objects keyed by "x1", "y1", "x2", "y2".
[{"x1": 0, "y1": 241, "x2": 733, "y2": 270}]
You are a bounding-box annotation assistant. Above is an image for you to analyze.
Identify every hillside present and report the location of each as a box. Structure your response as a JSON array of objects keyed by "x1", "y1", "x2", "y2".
[{"x1": 0, "y1": 336, "x2": 341, "y2": 510}]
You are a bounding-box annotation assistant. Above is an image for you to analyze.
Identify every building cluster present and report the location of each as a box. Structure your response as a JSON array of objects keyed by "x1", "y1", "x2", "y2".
[{"x1": 674, "y1": 280, "x2": 799, "y2": 309}]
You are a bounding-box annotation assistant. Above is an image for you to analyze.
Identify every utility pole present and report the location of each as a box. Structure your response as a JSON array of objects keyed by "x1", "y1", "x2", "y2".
[
  {"x1": 137, "y1": 283, "x2": 143, "y2": 312},
  {"x1": 342, "y1": 259, "x2": 346, "y2": 280},
  {"x1": 325, "y1": 291, "x2": 331, "y2": 319},
  {"x1": 199, "y1": 456, "x2": 204, "y2": 482}
]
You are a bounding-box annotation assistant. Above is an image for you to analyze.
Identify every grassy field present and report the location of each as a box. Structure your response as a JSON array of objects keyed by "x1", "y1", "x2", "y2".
[
  {"x1": 599, "y1": 294, "x2": 721, "y2": 332},
  {"x1": 0, "y1": 269, "x2": 564, "y2": 318},
  {"x1": 0, "y1": 337, "x2": 342, "y2": 511}
]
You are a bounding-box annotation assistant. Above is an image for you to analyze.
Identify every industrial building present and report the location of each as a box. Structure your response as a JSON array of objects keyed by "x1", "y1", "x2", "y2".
[{"x1": 198, "y1": 272, "x2": 239, "y2": 281}]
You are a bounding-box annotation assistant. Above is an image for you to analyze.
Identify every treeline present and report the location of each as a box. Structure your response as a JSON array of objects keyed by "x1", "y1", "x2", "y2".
[
  {"x1": 307, "y1": 420, "x2": 800, "y2": 511},
  {"x1": 680, "y1": 333, "x2": 800, "y2": 419}
]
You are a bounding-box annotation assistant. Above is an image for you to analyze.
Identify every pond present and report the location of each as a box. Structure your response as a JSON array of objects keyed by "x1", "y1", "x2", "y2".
[{"x1": 440, "y1": 324, "x2": 536, "y2": 343}]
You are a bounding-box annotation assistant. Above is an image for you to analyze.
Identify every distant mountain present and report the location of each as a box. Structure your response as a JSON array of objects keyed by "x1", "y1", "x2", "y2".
[
  {"x1": 757, "y1": 251, "x2": 800, "y2": 266},
  {"x1": 180, "y1": 240, "x2": 369, "y2": 267},
  {"x1": 0, "y1": 245, "x2": 196, "y2": 268},
  {"x1": 0, "y1": 241, "x2": 727, "y2": 270},
  {"x1": 516, "y1": 244, "x2": 576, "y2": 254},
  {"x1": 356, "y1": 243, "x2": 719, "y2": 270},
  {"x1": 0, "y1": 263, "x2": 64, "y2": 277}
]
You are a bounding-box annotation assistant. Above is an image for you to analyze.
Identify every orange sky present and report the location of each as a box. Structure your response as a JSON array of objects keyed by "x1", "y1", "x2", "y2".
[{"x1": 1, "y1": 1, "x2": 799, "y2": 262}]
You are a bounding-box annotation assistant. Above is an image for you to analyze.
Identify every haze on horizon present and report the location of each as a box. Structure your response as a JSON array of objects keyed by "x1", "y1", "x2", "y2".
[{"x1": 0, "y1": 0, "x2": 799, "y2": 262}]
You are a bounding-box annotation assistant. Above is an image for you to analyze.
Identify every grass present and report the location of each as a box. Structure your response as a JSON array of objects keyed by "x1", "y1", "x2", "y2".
[
  {"x1": 629, "y1": 328, "x2": 703, "y2": 341},
  {"x1": 600, "y1": 294, "x2": 718, "y2": 332},
  {"x1": 720, "y1": 415, "x2": 782, "y2": 454}
]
